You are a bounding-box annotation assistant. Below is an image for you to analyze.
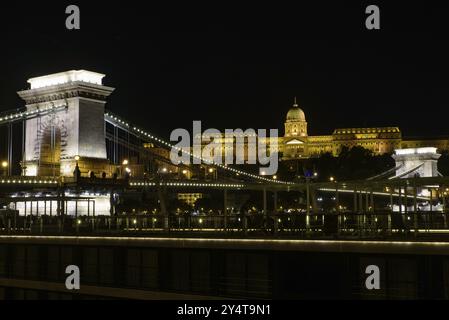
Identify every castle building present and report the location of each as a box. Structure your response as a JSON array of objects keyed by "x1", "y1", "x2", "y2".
[
  {"x1": 280, "y1": 100, "x2": 449, "y2": 160},
  {"x1": 193, "y1": 99, "x2": 449, "y2": 164}
]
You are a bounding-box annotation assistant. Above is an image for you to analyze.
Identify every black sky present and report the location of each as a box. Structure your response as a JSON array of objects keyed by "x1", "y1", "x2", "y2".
[{"x1": 0, "y1": 1, "x2": 448, "y2": 138}]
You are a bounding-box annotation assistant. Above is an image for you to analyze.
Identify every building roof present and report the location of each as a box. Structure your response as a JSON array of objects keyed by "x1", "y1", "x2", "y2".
[
  {"x1": 333, "y1": 127, "x2": 401, "y2": 135},
  {"x1": 286, "y1": 101, "x2": 306, "y2": 122}
]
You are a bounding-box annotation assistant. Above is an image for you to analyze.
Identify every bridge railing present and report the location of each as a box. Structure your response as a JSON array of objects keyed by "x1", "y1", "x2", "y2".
[{"x1": 1, "y1": 211, "x2": 449, "y2": 238}]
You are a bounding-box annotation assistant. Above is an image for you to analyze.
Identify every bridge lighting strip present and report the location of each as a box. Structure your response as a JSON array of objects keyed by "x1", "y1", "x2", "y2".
[
  {"x1": 105, "y1": 112, "x2": 294, "y2": 185},
  {"x1": 0, "y1": 104, "x2": 67, "y2": 125},
  {"x1": 319, "y1": 188, "x2": 430, "y2": 200},
  {"x1": 5, "y1": 235, "x2": 449, "y2": 250},
  {"x1": 0, "y1": 179, "x2": 58, "y2": 185},
  {"x1": 129, "y1": 182, "x2": 245, "y2": 188}
]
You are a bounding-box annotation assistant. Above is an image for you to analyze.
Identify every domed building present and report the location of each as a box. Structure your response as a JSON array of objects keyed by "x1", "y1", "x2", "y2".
[
  {"x1": 282, "y1": 99, "x2": 310, "y2": 159},
  {"x1": 280, "y1": 98, "x2": 418, "y2": 160},
  {"x1": 284, "y1": 98, "x2": 307, "y2": 137},
  {"x1": 194, "y1": 96, "x2": 449, "y2": 163}
]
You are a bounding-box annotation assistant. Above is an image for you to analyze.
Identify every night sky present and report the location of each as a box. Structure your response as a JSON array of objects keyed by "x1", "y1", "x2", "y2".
[{"x1": 0, "y1": 2, "x2": 448, "y2": 138}]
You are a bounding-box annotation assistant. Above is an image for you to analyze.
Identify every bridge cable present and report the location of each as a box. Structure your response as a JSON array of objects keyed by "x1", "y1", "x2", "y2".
[{"x1": 104, "y1": 111, "x2": 294, "y2": 185}]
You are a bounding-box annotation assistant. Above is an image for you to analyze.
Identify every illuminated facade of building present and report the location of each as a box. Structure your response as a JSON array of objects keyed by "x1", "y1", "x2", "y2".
[
  {"x1": 177, "y1": 193, "x2": 203, "y2": 206},
  {"x1": 193, "y1": 100, "x2": 449, "y2": 163},
  {"x1": 280, "y1": 101, "x2": 449, "y2": 160}
]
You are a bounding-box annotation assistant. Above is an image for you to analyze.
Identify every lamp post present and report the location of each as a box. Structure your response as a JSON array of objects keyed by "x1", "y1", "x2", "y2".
[
  {"x1": 1, "y1": 161, "x2": 8, "y2": 177},
  {"x1": 125, "y1": 167, "x2": 131, "y2": 179},
  {"x1": 73, "y1": 156, "x2": 81, "y2": 180},
  {"x1": 122, "y1": 159, "x2": 129, "y2": 178},
  {"x1": 208, "y1": 167, "x2": 217, "y2": 180}
]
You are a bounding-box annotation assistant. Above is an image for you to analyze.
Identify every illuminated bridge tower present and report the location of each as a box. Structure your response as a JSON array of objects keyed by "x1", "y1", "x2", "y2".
[
  {"x1": 390, "y1": 147, "x2": 442, "y2": 210},
  {"x1": 392, "y1": 147, "x2": 441, "y2": 179},
  {"x1": 17, "y1": 70, "x2": 115, "y2": 177}
]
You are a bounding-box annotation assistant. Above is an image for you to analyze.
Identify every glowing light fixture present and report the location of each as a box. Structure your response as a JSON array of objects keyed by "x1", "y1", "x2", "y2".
[
  {"x1": 395, "y1": 147, "x2": 438, "y2": 155},
  {"x1": 28, "y1": 70, "x2": 105, "y2": 89}
]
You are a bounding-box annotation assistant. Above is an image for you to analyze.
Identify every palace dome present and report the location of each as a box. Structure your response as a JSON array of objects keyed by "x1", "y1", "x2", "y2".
[{"x1": 286, "y1": 101, "x2": 306, "y2": 122}]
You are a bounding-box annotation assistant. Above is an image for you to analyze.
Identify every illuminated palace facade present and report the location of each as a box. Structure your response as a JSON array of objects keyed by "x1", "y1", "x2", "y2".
[
  {"x1": 193, "y1": 100, "x2": 449, "y2": 162},
  {"x1": 280, "y1": 101, "x2": 449, "y2": 160}
]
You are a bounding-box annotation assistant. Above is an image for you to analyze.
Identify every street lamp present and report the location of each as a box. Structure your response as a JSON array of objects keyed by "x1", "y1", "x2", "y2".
[
  {"x1": 329, "y1": 176, "x2": 335, "y2": 182},
  {"x1": 1, "y1": 161, "x2": 7, "y2": 176},
  {"x1": 73, "y1": 156, "x2": 81, "y2": 179},
  {"x1": 74, "y1": 156, "x2": 80, "y2": 168},
  {"x1": 207, "y1": 167, "x2": 217, "y2": 180},
  {"x1": 122, "y1": 159, "x2": 129, "y2": 165}
]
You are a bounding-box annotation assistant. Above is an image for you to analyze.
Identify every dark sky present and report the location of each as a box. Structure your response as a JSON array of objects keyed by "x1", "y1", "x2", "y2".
[{"x1": 0, "y1": 1, "x2": 448, "y2": 138}]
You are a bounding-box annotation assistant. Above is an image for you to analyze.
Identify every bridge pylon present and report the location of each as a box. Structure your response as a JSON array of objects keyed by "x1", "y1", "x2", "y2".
[{"x1": 17, "y1": 70, "x2": 115, "y2": 177}]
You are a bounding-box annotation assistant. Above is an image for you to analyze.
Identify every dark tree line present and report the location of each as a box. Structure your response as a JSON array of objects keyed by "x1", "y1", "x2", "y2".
[{"x1": 278, "y1": 146, "x2": 395, "y2": 182}]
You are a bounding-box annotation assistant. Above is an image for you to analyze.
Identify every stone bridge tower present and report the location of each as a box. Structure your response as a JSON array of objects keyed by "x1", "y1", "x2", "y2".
[
  {"x1": 17, "y1": 70, "x2": 115, "y2": 177},
  {"x1": 392, "y1": 147, "x2": 441, "y2": 179}
]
